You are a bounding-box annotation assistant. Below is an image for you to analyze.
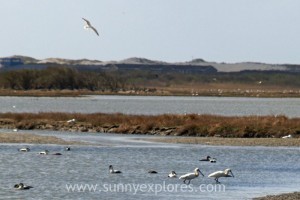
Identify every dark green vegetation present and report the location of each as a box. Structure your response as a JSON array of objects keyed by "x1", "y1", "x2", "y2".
[
  {"x1": 1, "y1": 113, "x2": 300, "y2": 138},
  {"x1": 0, "y1": 66, "x2": 300, "y2": 97}
]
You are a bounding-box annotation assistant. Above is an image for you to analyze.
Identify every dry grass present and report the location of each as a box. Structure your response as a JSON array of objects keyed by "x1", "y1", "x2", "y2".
[
  {"x1": 1, "y1": 113, "x2": 300, "y2": 138},
  {"x1": 0, "y1": 132, "x2": 84, "y2": 145}
]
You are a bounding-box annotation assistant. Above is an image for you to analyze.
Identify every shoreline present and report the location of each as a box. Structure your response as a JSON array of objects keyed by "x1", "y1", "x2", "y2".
[
  {"x1": 0, "y1": 132, "x2": 86, "y2": 145},
  {"x1": 0, "y1": 89, "x2": 300, "y2": 98},
  {"x1": 148, "y1": 137, "x2": 300, "y2": 147},
  {"x1": 253, "y1": 192, "x2": 300, "y2": 200}
]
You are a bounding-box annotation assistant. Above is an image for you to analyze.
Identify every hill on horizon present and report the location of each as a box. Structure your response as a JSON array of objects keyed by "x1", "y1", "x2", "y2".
[{"x1": 1, "y1": 55, "x2": 300, "y2": 72}]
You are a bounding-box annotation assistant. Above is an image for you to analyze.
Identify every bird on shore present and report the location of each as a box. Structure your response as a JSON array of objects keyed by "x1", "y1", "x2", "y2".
[
  {"x1": 67, "y1": 119, "x2": 76, "y2": 123},
  {"x1": 168, "y1": 171, "x2": 177, "y2": 178},
  {"x1": 179, "y1": 168, "x2": 204, "y2": 184},
  {"x1": 282, "y1": 134, "x2": 292, "y2": 139},
  {"x1": 19, "y1": 147, "x2": 30, "y2": 152},
  {"x1": 109, "y1": 165, "x2": 122, "y2": 174},
  {"x1": 208, "y1": 168, "x2": 234, "y2": 184},
  {"x1": 82, "y1": 18, "x2": 99, "y2": 36},
  {"x1": 14, "y1": 183, "x2": 33, "y2": 190},
  {"x1": 199, "y1": 156, "x2": 216, "y2": 163}
]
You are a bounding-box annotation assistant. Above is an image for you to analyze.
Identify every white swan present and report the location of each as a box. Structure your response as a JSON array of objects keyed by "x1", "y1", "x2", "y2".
[
  {"x1": 109, "y1": 165, "x2": 122, "y2": 174},
  {"x1": 82, "y1": 18, "x2": 99, "y2": 36},
  {"x1": 179, "y1": 168, "x2": 204, "y2": 184},
  {"x1": 168, "y1": 171, "x2": 177, "y2": 178},
  {"x1": 208, "y1": 168, "x2": 234, "y2": 183}
]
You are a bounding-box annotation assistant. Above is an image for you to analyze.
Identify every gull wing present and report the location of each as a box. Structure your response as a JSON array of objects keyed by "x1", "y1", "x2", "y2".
[
  {"x1": 91, "y1": 26, "x2": 99, "y2": 36},
  {"x1": 82, "y1": 18, "x2": 91, "y2": 26}
]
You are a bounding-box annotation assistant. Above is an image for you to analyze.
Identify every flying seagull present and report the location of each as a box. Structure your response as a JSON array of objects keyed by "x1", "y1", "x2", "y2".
[{"x1": 82, "y1": 18, "x2": 99, "y2": 36}]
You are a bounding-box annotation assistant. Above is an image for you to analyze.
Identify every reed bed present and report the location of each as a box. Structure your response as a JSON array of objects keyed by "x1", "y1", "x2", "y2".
[{"x1": 0, "y1": 113, "x2": 300, "y2": 138}]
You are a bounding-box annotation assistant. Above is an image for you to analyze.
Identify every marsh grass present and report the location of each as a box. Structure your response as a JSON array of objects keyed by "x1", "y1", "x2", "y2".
[{"x1": 1, "y1": 113, "x2": 300, "y2": 138}]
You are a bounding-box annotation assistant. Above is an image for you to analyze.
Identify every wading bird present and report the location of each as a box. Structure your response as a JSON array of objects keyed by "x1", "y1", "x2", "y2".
[
  {"x1": 208, "y1": 168, "x2": 234, "y2": 184},
  {"x1": 179, "y1": 168, "x2": 204, "y2": 184}
]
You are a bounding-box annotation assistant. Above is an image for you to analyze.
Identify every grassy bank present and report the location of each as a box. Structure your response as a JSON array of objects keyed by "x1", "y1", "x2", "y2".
[{"x1": 0, "y1": 113, "x2": 300, "y2": 139}]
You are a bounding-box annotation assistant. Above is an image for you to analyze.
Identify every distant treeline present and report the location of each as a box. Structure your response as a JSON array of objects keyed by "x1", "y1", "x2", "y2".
[{"x1": 0, "y1": 66, "x2": 300, "y2": 91}]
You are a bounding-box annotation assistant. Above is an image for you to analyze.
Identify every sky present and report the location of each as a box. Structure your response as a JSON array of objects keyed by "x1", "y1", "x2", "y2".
[{"x1": 1, "y1": 0, "x2": 300, "y2": 64}]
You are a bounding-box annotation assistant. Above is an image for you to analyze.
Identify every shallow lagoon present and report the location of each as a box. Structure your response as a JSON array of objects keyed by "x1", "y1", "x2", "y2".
[
  {"x1": 0, "y1": 95, "x2": 300, "y2": 117},
  {"x1": 0, "y1": 130, "x2": 299, "y2": 199}
]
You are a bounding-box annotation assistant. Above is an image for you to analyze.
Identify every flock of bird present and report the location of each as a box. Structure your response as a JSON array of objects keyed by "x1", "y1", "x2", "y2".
[
  {"x1": 108, "y1": 155, "x2": 234, "y2": 186},
  {"x1": 15, "y1": 147, "x2": 234, "y2": 190}
]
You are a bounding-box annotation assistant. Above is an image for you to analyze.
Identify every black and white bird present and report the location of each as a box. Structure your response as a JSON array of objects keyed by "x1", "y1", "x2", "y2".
[
  {"x1": 168, "y1": 171, "x2": 177, "y2": 178},
  {"x1": 82, "y1": 18, "x2": 99, "y2": 36},
  {"x1": 109, "y1": 165, "x2": 122, "y2": 174},
  {"x1": 14, "y1": 183, "x2": 33, "y2": 190}
]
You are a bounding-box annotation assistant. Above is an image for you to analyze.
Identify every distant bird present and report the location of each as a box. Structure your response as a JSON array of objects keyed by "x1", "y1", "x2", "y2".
[
  {"x1": 82, "y1": 18, "x2": 99, "y2": 36},
  {"x1": 168, "y1": 171, "x2": 177, "y2": 178},
  {"x1": 19, "y1": 147, "x2": 30, "y2": 152},
  {"x1": 109, "y1": 165, "x2": 122, "y2": 174},
  {"x1": 67, "y1": 119, "x2": 76, "y2": 123},
  {"x1": 14, "y1": 183, "x2": 33, "y2": 190},
  {"x1": 52, "y1": 153, "x2": 62, "y2": 155},
  {"x1": 199, "y1": 156, "x2": 216, "y2": 163},
  {"x1": 282, "y1": 134, "x2": 292, "y2": 139},
  {"x1": 148, "y1": 170, "x2": 158, "y2": 174},
  {"x1": 208, "y1": 168, "x2": 234, "y2": 184},
  {"x1": 179, "y1": 168, "x2": 204, "y2": 184},
  {"x1": 13, "y1": 128, "x2": 18, "y2": 132},
  {"x1": 38, "y1": 150, "x2": 49, "y2": 155},
  {"x1": 65, "y1": 147, "x2": 71, "y2": 151}
]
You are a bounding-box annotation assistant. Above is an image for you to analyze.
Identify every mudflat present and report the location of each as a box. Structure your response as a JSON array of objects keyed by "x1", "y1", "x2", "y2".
[{"x1": 0, "y1": 132, "x2": 84, "y2": 145}]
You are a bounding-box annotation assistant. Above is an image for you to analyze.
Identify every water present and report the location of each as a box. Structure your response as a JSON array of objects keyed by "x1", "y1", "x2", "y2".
[
  {"x1": 0, "y1": 130, "x2": 300, "y2": 199},
  {"x1": 1, "y1": 95, "x2": 300, "y2": 199},
  {"x1": 0, "y1": 95, "x2": 300, "y2": 117}
]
